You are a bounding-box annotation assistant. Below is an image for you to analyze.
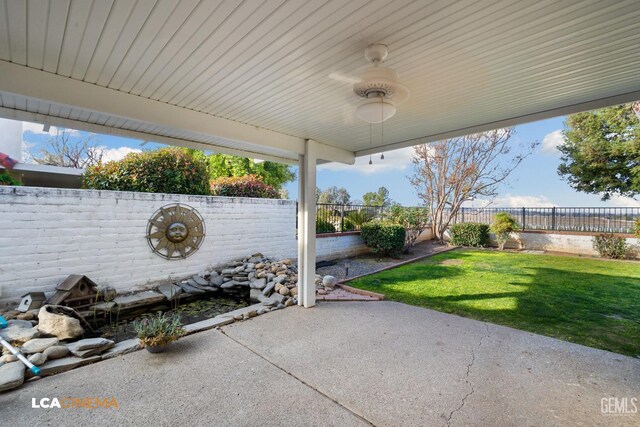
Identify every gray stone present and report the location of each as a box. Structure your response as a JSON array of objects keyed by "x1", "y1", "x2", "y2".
[
  {"x1": 176, "y1": 282, "x2": 205, "y2": 295},
  {"x1": 249, "y1": 289, "x2": 262, "y2": 302},
  {"x1": 249, "y1": 278, "x2": 267, "y2": 289},
  {"x1": 192, "y1": 275, "x2": 209, "y2": 286},
  {"x1": 277, "y1": 303, "x2": 285, "y2": 309},
  {"x1": 262, "y1": 281, "x2": 276, "y2": 296},
  {"x1": 0, "y1": 355, "x2": 17, "y2": 363},
  {"x1": 21, "y1": 337, "x2": 59, "y2": 355},
  {"x1": 27, "y1": 356, "x2": 101, "y2": 378},
  {"x1": 266, "y1": 273, "x2": 275, "y2": 281},
  {"x1": 100, "y1": 339, "x2": 141, "y2": 360},
  {"x1": 274, "y1": 275, "x2": 287, "y2": 284},
  {"x1": 233, "y1": 314, "x2": 243, "y2": 321},
  {"x1": 221, "y1": 268, "x2": 236, "y2": 275},
  {"x1": 28, "y1": 353, "x2": 47, "y2": 366},
  {"x1": 182, "y1": 317, "x2": 235, "y2": 334},
  {"x1": 0, "y1": 361, "x2": 25, "y2": 392},
  {"x1": 257, "y1": 308, "x2": 268, "y2": 315},
  {"x1": 113, "y1": 291, "x2": 165, "y2": 309},
  {"x1": 68, "y1": 338, "x2": 114, "y2": 358},
  {"x1": 158, "y1": 284, "x2": 183, "y2": 300},
  {"x1": 322, "y1": 275, "x2": 338, "y2": 289},
  {"x1": 43, "y1": 345, "x2": 69, "y2": 360},
  {"x1": 234, "y1": 266, "x2": 245, "y2": 273},
  {"x1": 284, "y1": 298, "x2": 295, "y2": 307},
  {"x1": 210, "y1": 276, "x2": 224, "y2": 287},
  {"x1": 93, "y1": 302, "x2": 117, "y2": 312},
  {"x1": 220, "y1": 281, "x2": 237, "y2": 289},
  {"x1": 0, "y1": 320, "x2": 39, "y2": 343},
  {"x1": 233, "y1": 276, "x2": 249, "y2": 282}
]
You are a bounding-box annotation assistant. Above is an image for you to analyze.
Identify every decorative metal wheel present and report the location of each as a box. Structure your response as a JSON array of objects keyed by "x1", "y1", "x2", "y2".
[{"x1": 146, "y1": 203, "x2": 205, "y2": 260}]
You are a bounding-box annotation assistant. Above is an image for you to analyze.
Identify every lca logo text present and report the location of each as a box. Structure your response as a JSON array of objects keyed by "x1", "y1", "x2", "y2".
[
  {"x1": 32, "y1": 397, "x2": 119, "y2": 409},
  {"x1": 601, "y1": 397, "x2": 638, "y2": 416}
]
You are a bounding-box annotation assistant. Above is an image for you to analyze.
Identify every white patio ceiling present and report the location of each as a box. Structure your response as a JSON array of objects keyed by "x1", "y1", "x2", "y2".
[{"x1": 0, "y1": 0, "x2": 639, "y2": 163}]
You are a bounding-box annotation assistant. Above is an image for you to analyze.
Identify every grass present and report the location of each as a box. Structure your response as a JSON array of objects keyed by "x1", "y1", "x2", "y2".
[{"x1": 349, "y1": 249, "x2": 640, "y2": 357}]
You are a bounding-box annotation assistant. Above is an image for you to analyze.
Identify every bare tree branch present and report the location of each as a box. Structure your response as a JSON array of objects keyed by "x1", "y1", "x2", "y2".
[{"x1": 32, "y1": 130, "x2": 103, "y2": 168}]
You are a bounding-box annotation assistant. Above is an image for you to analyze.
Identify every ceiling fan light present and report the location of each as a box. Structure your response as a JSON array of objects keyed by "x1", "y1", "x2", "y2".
[{"x1": 356, "y1": 98, "x2": 396, "y2": 123}]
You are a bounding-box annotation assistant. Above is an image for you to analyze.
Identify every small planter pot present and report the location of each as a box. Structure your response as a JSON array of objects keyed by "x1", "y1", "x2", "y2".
[{"x1": 145, "y1": 343, "x2": 169, "y2": 353}]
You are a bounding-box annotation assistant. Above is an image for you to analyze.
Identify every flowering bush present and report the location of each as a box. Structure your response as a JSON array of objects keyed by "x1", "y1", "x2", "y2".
[
  {"x1": 210, "y1": 174, "x2": 279, "y2": 198},
  {"x1": 82, "y1": 148, "x2": 210, "y2": 195}
]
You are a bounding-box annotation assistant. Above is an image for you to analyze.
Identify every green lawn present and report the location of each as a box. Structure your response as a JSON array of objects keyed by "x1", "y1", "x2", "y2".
[{"x1": 349, "y1": 249, "x2": 640, "y2": 357}]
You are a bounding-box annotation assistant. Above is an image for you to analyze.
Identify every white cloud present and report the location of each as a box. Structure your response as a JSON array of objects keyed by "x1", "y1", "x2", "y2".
[
  {"x1": 468, "y1": 194, "x2": 555, "y2": 208},
  {"x1": 541, "y1": 130, "x2": 564, "y2": 154},
  {"x1": 605, "y1": 195, "x2": 640, "y2": 207},
  {"x1": 318, "y1": 146, "x2": 414, "y2": 175},
  {"x1": 22, "y1": 121, "x2": 84, "y2": 137},
  {"x1": 101, "y1": 146, "x2": 141, "y2": 163}
]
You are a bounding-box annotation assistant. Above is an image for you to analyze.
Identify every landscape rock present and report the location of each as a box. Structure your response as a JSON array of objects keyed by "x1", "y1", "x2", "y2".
[
  {"x1": 192, "y1": 275, "x2": 209, "y2": 286},
  {"x1": 16, "y1": 312, "x2": 35, "y2": 321},
  {"x1": 29, "y1": 356, "x2": 101, "y2": 378},
  {"x1": 0, "y1": 361, "x2": 25, "y2": 392},
  {"x1": 67, "y1": 338, "x2": 115, "y2": 358},
  {"x1": 0, "y1": 320, "x2": 40, "y2": 343},
  {"x1": 323, "y1": 275, "x2": 338, "y2": 289},
  {"x1": 249, "y1": 278, "x2": 266, "y2": 289},
  {"x1": 157, "y1": 284, "x2": 183, "y2": 300},
  {"x1": 100, "y1": 339, "x2": 142, "y2": 360},
  {"x1": 278, "y1": 287, "x2": 290, "y2": 296},
  {"x1": 0, "y1": 355, "x2": 17, "y2": 363},
  {"x1": 43, "y1": 345, "x2": 70, "y2": 360},
  {"x1": 176, "y1": 282, "x2": 205, "y2": 295},
  {"x1": 37, "y1": 306, "x2": 84, "y2": 340},
  {"x1": 28, "y1": 353, "x2": 47, "y2": 366},
  {"x1": 21, "y1": 337, "x2": 59, "y2": 355},
  {"x1": 284, "y1": 298, "x2": 295, "y2": 307},
  {"x1": 262, "y1": 281, "x2": 276, "y2": 296},
  {"x1": 210, "y1": 276, "x2": 224, "y2": 287}
]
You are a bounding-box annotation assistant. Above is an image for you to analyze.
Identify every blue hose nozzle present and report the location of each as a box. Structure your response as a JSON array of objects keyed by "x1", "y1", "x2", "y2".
[
  {"x1": 30, "y1": 366, "x2": 41, "y2": 376},
  {"x1": 0, "y1": 315, "x2": 7, "y2": 330}
]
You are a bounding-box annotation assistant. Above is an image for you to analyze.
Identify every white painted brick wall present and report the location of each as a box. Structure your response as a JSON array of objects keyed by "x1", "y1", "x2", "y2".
[{"x1": 0, "y1": 187, "x2": 298, "y2": 302}]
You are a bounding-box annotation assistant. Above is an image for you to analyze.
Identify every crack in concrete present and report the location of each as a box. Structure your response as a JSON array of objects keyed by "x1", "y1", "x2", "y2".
[
  {"x1": 445, "y1": 323, "x2": 491, "y2": 427},
  {"x1": 218, "y1": 328, "x2": 377, "y2": 426}
]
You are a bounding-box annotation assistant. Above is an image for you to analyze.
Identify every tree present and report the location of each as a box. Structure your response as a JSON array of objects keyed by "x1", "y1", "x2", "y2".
[
  {"x1": 362, "y1": 186, "x2": 393, "y2": 206},
  {"x1": 410, "y1": 128, "x2": 535, "y2": 242},
  {"x1": 557, "y1": 103, "x2": 640, "y2": 200},
  {"x1": 206, "y1": 153, "x2": 295, "y2": 191},
  {"x1": 491, "y1": 212, "x2": 519, "y2": 250},
  {"x1": 317, "y1": 186, "x2": 351, "y2": 204},
  {"x1": 32, "y1": 130, "x2": 103, "y2": 168}
]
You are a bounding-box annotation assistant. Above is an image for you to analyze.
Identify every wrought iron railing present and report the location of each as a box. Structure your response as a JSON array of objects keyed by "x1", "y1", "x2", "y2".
[
  {"x1": 315, "y1": 203, "x2": 385, "y2": 234},
  {"x1": 453, "y1": 207, "x2": 639, "y2": 234}
]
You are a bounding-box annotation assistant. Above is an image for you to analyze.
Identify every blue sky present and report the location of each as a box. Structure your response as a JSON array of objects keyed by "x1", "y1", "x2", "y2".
[{"x1": 19, "y1": 116, "x2": 640, "y2": 208}]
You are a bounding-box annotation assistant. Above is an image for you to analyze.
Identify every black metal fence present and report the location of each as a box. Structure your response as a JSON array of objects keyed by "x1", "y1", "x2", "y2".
[
  {"x1": 453, "y1": 207, "x2": 639, "y2": 234},
  {"x1": 316, "y1": 203, "x2": 385, "y2": 234}
]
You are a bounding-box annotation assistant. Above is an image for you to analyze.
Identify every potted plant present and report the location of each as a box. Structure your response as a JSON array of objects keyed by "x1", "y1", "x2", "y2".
[{"x1": 132, "y1": 312, "x2": 186, "y2": 353}]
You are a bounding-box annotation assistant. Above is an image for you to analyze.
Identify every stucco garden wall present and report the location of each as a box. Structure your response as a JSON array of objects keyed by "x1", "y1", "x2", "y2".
[{"x1": 0, "y1": 187, "x2": 298, "y2": 302}]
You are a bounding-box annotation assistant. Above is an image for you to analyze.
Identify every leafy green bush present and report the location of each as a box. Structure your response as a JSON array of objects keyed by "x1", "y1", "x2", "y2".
[
  {"x1": 449, "y1": 222, "x2": 490, "y2": 247},
  {"x1": 635, "y1": 218, "x2": 640, "y2": 239},
  {"x1": 316, "y1": 218, "x2": 336, "y2": 234},
  {"x1": 210, "y1": 174, "x2": 279, "y2": 198},
  {"x1": 491, "y1": 212, "x2": 519, "y2": 250},
  {"x1": 383, "y1": 205, "x2": 430, "y2": 251},
  {"x1": 0, "y1": 171, "x2": 20, "y2": 186},
  {"x1": 83, "y1": 147, "x2": 210, "y2": 195},
  {"x1": 361, "y1": 221, "x2": 406, "y2": 256},
  {"x1": 592, "y1": 234, "x2": 629, "y2": 259}
]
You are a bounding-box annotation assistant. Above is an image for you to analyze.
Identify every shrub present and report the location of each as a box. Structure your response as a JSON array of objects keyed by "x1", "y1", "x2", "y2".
[
  {"x1": 592, "y1": 234, "x2": 629, "y2": 259},
  {"x1": 491, "y1": 212, "x2": 519, "y2": 250},
  {"x1": 383, "y1": 205, "x2": 430, "y2": 251},
  {"x1": 210, "y1": 174, "x2": 279, "y2": 198},
  {"x1": 83, "y1": 147, "x2": 210, "y2": 195},
  {"x1": 449, "y1": 222, "x2": 490, "y2": 247},
  {"x1": 132, "y1": 312, "x2": 185, "y2": 348},
  {"x1": 316, "y1": 218, "x2": 336, "y2": 234},
  {"x1": 0, "y1": 171, "x2": 20, "y2": 186},
  {"x1": 635, "y1": 218, "x2": 640, "y2": 239},
  {"x1": 361, "y1": 221, "x2": 406, "y2": 256},
  {"x1": 342, "y1": 209, "x2": 375, "y2": 231}
]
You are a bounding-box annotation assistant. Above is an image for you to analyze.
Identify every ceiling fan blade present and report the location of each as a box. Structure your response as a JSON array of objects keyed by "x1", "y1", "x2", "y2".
[{"x1": 328, "y1": 72, "x2": 361, "y2": 85}]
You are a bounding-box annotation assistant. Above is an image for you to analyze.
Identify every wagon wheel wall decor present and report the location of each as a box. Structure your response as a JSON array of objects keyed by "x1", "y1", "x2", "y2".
[{"x1": 146, "y1": 203, "x2": 205, "y2": 260}]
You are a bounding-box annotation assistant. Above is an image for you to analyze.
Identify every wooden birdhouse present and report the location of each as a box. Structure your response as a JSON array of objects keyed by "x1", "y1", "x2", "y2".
[
  {"x1": 16, "y1": 292, "x2": 47, "y2": 312},
  {"x1": 46, "y1": 275, "x2": 99, "y2": 309}
]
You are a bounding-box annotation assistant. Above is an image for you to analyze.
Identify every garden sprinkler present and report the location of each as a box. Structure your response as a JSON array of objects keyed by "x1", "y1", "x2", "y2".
[{"x1": 0, "y1": 315, "x2": 41, "y2": 376}]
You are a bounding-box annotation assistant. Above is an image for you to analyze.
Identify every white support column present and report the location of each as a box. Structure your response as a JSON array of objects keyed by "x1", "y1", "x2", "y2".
[{"x1": 297, "y1": 140, "x2": 317, "y2": 308}]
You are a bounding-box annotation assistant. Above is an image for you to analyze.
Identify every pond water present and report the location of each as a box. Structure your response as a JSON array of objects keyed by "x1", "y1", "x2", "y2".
[{"x1": 85, "y1": 293, "x2": 249, "y2": 343}]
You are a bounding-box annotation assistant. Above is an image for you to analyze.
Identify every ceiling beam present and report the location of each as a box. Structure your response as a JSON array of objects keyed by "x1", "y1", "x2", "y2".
[
  {"x1": 355, "y1": 89, "x2": 640, "y2": 157},
  {"x1": 0, "y1": 60, "x2": 354, "y2": 164},
  {"x1": 0, "y1": 107, "x2": 299, "y2": 165}
]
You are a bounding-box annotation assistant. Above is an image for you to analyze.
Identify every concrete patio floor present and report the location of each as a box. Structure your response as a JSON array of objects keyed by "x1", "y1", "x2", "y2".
[{"x1": 1, "y1": 302, "x2": 638, "y2": 426}]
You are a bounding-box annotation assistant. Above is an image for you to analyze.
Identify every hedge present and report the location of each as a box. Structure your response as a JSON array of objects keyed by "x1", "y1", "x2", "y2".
[
  {"x1": 449, "y1": 222, "x2": 490, "y2": 247},
  {"x1": 210, "y1": 174, "x2": 279, "y2": 198},
  {"x1": 361, "y1": 221, "x2": 406, "y2": 256}
]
